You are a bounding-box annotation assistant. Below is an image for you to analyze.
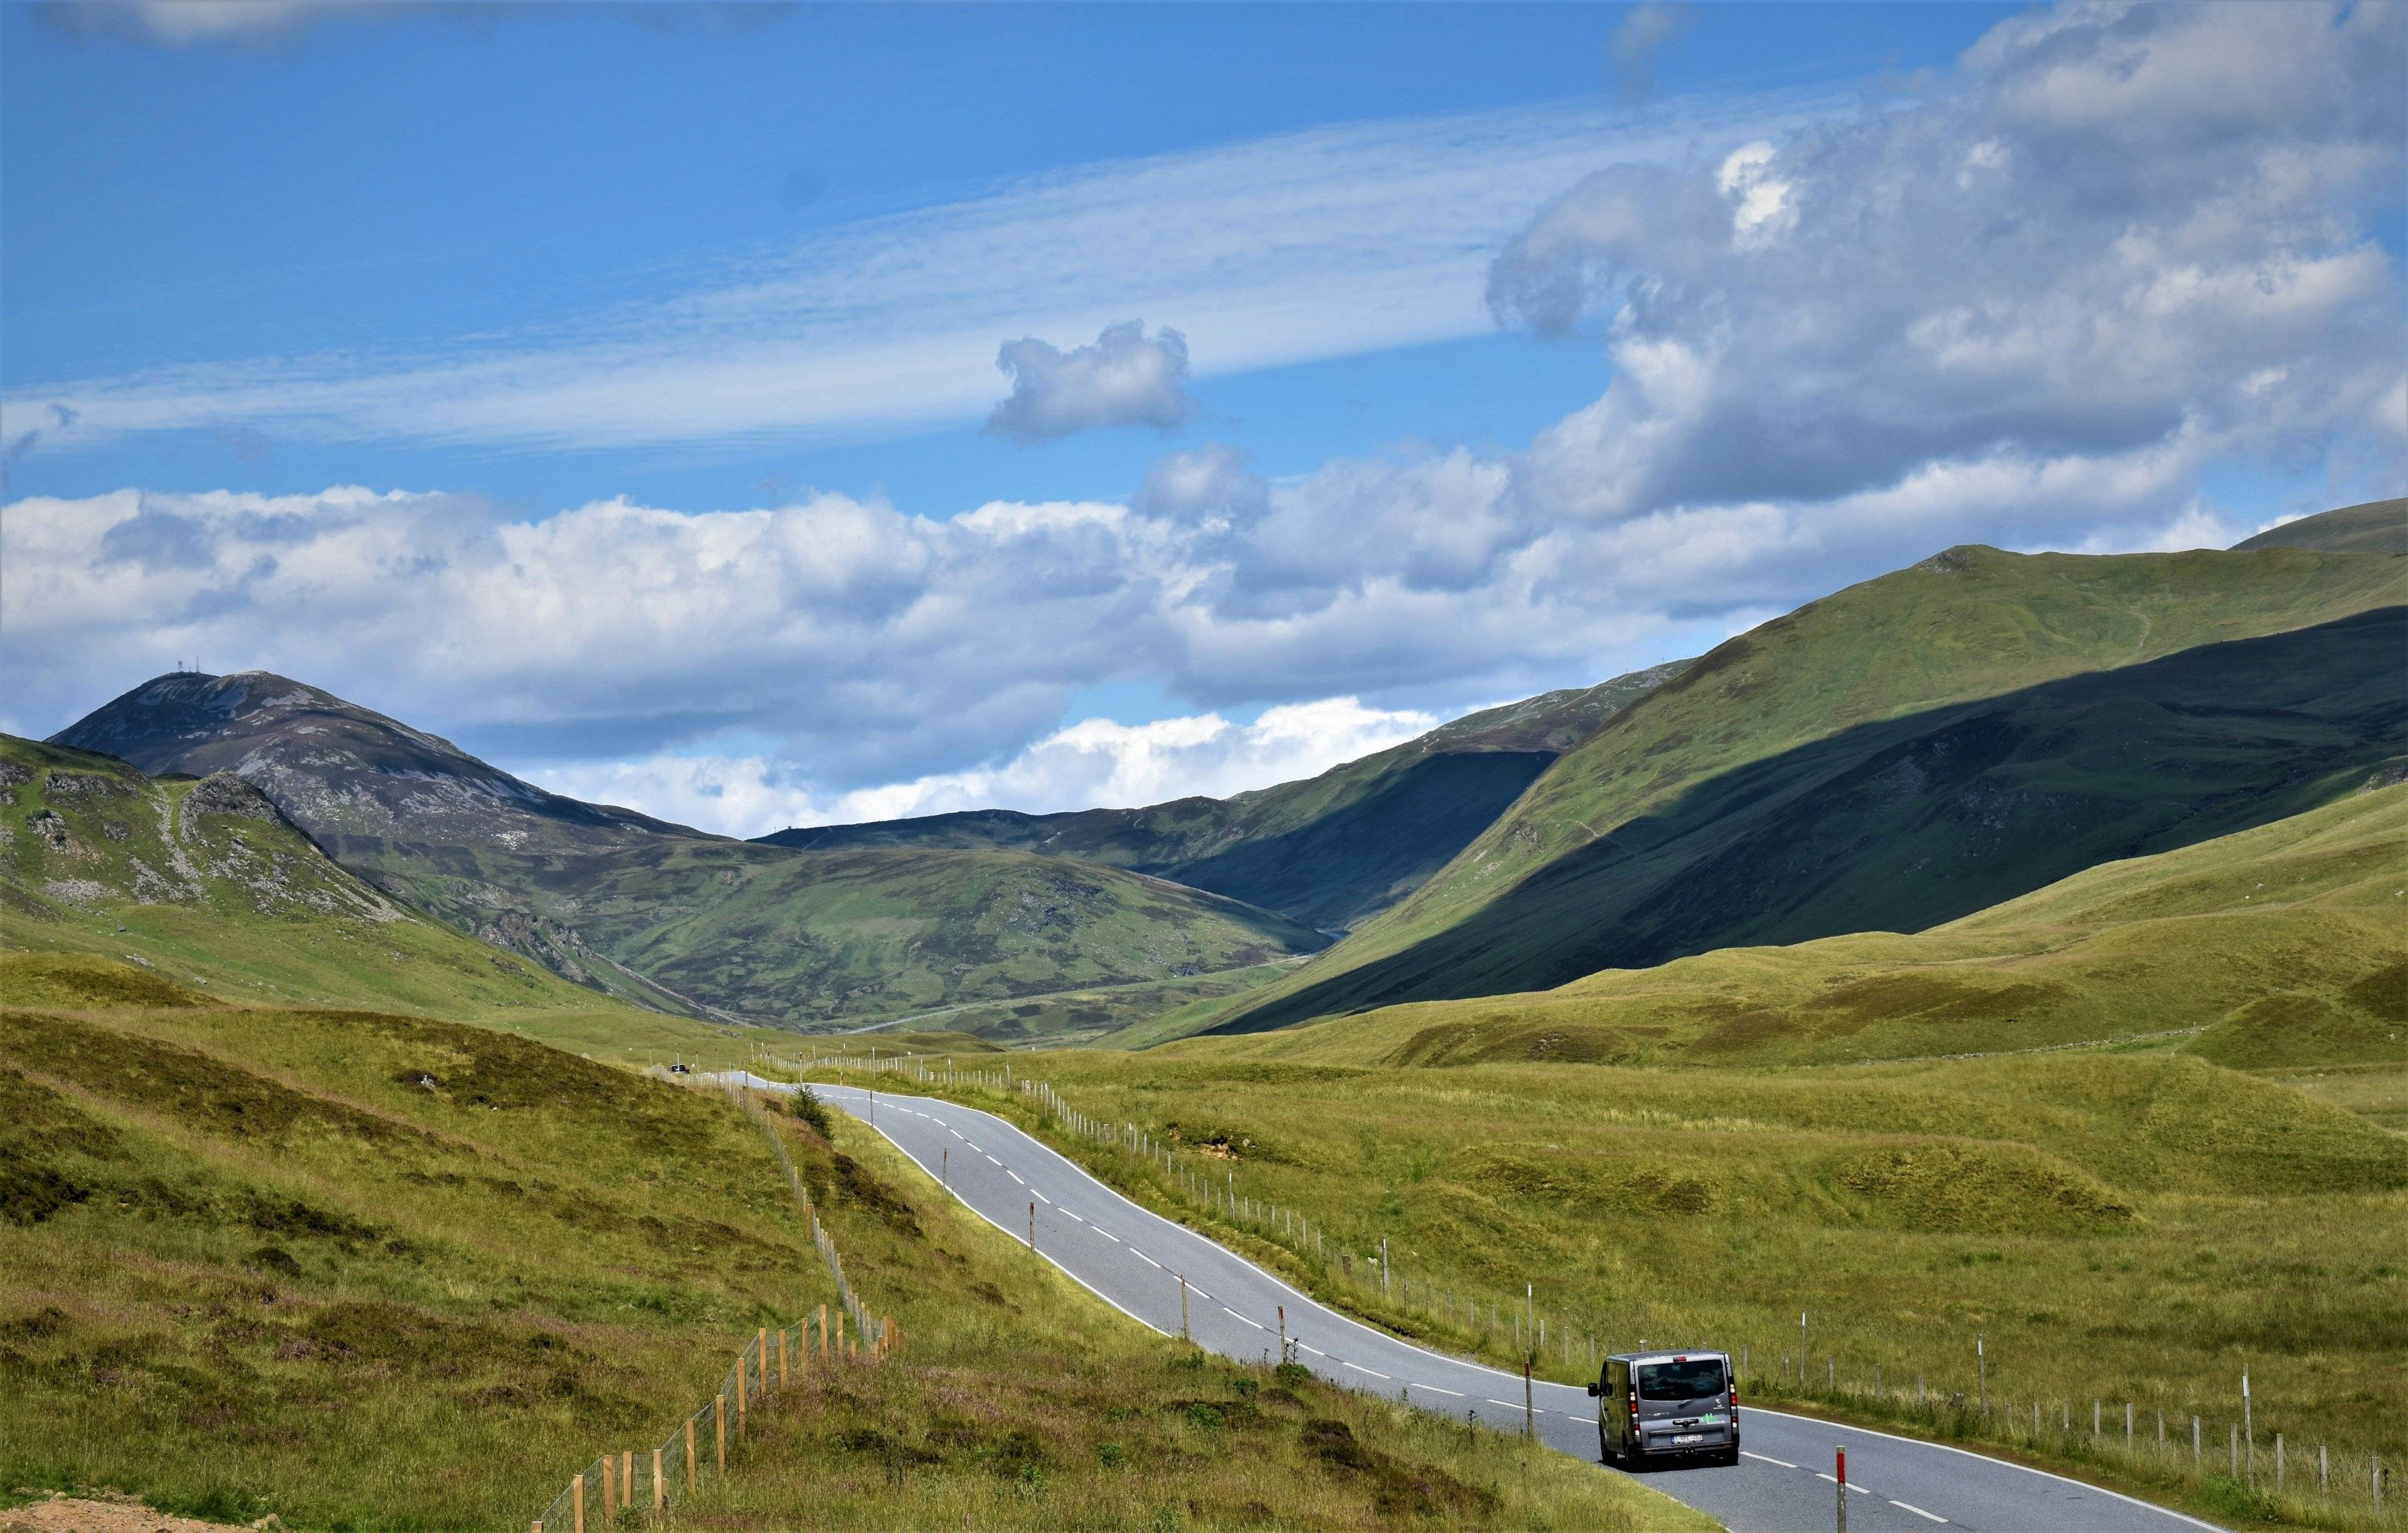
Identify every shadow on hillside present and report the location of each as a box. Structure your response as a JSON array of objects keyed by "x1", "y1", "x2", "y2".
[{"x1": 1212, "y1": 606, "x2": 2408, "y2": 1034}]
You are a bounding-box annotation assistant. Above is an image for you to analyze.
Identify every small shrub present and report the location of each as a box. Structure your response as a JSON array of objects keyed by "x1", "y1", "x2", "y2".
[
  {"x1": 1186, "y1": 1403, "x2": 1224, "y2": 1430},
  {"x1": 1274, "y1": 1361, "x2": 1311, "y2": 1389},
  {"x1": 1099, "y1": 1441, "x2": 1126, "y2": 1468},
  {"x1": 788, "y1": 1087, "x2": 834, "y2": 1138}
]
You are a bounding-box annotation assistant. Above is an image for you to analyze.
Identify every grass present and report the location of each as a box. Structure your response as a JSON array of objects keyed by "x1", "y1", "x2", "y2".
[
  {"x1": 806, "y1": 1044, "x2": 2408, "y2": 1527},
  {"x1": 0, "y1": 990, "x2": 840, "y2": 1526},
  {"x1": 1217, "y1": 543, "x2": 2406, "y2": 1032},
  {"x1": 0, "y1": 982, "x2": 1711, "y2": 1531},
  {"x1": 666, "y1": 1089, "x2": 1711, "y2": 1532},
  {"x1": 1176, "y1": 780, "x2": 2408, "y2": 1072}
]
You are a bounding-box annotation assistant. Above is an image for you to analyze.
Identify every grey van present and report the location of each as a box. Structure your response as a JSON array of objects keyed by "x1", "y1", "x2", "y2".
[{"x1": 1587, "y1": 1350, "x2": 1739, "y2": 1468}]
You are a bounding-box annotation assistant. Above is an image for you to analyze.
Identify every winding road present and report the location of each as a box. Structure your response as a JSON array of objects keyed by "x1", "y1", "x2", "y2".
[{"x1": 762, "y1": 1078, "x2": 2217, "y2": 1533}]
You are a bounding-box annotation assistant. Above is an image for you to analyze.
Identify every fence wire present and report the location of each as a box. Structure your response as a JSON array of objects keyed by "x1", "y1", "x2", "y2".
[{"x1": 530, "y1": 1077, "x2": 892, "y2": 1532}]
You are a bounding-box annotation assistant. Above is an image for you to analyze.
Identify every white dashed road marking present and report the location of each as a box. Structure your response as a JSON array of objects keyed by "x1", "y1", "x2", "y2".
[
  {"x1": 1743, "y1": 1451, "x2": 1798, "y2": 1469},
  {"x1": 1006, "y1": 1170, "x2": 1024, "y2": 1184},
  {"x1": 1891, "y1": 1500, "x2": 1948, "y2": 1524},
  {"x1": 1412, "y1": 1383, "x2": 1464, "y2": 1397},
  {"x1": 1343, "y1": 1363, "x2": 1390, "y2": 1380}
]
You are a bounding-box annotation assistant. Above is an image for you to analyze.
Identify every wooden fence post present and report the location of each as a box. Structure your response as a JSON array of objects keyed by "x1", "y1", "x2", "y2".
[
  {"x1": 686, "y1": 1419, "x2": 697, "y2": 1493},
  {"x1": 780, "y1": 1325, "x2": 789, "y2": 1388},
  {"x1": 758, "y1": 1327, "x2": 769, "y2": 1396},
  {"x1": 601, "y1": 1454, "x2": 615, "y2": 1519},
  {"x1": 653, "y1": 1448, "x2": 665, "y2": 1510},
  {"x1": 620, "y1": 1453, "x2": 631, "y2": 1507},
  {"x1": 716, "y1": 1395, "x2": 727, "y2": 1475},
  {"x1": 571, "y1": 1473, "x2": 584, "y2": 1533},
  {"x1": 737, "y1": 1351, "x2": 748, "y2": 1436},
  {"x1": 820, "y1": 1303, "x2": 830, "y2": 1356}
]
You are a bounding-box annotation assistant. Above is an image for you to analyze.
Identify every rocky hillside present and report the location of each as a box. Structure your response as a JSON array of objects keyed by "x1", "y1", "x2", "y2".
[{"x1": 0, "y1": 733, "x2": 604, "y2": 1016}]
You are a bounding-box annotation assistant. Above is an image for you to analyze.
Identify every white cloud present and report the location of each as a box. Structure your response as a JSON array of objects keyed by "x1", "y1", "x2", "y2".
[
  {"x1": 986, "y1": 321, "x2": 1193, "y2": 442},
  {"x1": 1, "y1": 92, "x2": 1825, "y2": 457},
  {"x1": 524, "y1": 697, "x2": 1436, "y2": 838},
  {"x1": 1491, "y1": 0, "x2": 2404, "y2": 529}
]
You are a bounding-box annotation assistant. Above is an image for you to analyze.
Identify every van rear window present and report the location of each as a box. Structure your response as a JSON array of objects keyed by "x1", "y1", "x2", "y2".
[{"x1": 1637, "y1": 1359, "x2": 1726, "y2": 1401}]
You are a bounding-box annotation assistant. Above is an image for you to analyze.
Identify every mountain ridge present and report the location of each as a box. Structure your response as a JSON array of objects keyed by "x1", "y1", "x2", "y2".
[
  {"x1": 48, "y1": 675, "x2": 1329, "y2": 1027},
  {"x1": 758, "y1": 661, "x2": 1688, "y2": 932},
  {"x1": 1201, "y1": 530, "x2": 2407, "y2": 1034}
]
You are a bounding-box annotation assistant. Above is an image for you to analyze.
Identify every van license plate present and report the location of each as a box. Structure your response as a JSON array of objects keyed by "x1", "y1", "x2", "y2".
[{"x1": 1673, "y1": 1433, "x2": 1703, "y2": 1446}]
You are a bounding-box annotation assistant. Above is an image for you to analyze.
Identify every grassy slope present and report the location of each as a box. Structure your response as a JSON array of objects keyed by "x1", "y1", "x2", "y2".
[
  {"x1": 668, "y1": 1091, "x2": 1709, "y2": 1532},
  {"x1": 0, "y1": 980, "x2": 840, "y2": 1524},
  {"x1": 2232, "y1": 497, "x2": 2406, "y2": 555},
  {"x1": 835, "y1": 1048, "x2": 2408, "y2": 1517},
  {"x1": 761, "y1": 664, "x2": 1686, "y2": 933},
  {"x1": 576, "y1": 843, "x2": 1322, "y2": 1029},
  {"x1": 845, "y1": 959, "x2": 1305, "y2": 1049},
  {"x1": 0, "y1": 976, "x2": 1702, "y2": 1532},
  {"x1": 1212, "y1": 543, "x2": 2406, "y2": 1032},
  {"x1": 45, "y1": 677, "x2": 1326, "y2": 1029},
  {"x1": 1186, "y1": 781, "x2": 2408, "y2": 1073}
]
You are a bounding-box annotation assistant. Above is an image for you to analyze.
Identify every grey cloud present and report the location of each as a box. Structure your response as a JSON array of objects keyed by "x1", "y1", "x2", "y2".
[
  {"x1": 986, "y1": 321, "x2": 1193, "y2": 444},
  {"x1": 1607, "y1": 3, "x2": 1692, "y2": 107},
  {"x1": 97, "y1": 506, "x2": 218, "y2": 572},
  {"x1": 1137, "y1": 443, "x2": 1267, "y2": 528}
]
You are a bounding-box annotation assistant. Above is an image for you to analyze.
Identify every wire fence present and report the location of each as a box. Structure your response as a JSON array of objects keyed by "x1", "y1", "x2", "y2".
[
  {"x1": 801, "y1": 1049, "x2": 2404, "y2": 1528},
  {"x1": 529, "y1": 1076, "x2": 895, "y2": 1532}
]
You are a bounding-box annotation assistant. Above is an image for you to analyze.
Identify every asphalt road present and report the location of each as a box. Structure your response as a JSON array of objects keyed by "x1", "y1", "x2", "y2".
[{"x1": 769, "y1": 1079, "x2": 2217, "y2": 1533}]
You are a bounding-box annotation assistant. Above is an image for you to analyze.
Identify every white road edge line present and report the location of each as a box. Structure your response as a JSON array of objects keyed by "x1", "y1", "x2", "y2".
[
  {"x1": 1742, "y1": 1451, "x2": 1798, "y2": 1469},
  {"x1": 1891, "y1": 1500, "x2": 1948, "y2": 1524},
  {"x1": 793, "y1": 1085, "x2": 2221, "y2": 1533},
  {"x1": 1484, "y1": 1399, "x2": 1519, "y2": 1410}
]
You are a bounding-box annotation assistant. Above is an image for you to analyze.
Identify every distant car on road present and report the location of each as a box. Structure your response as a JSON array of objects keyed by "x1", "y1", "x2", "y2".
[
  {"x1": 668, "y1": 1063, "x2": 692, "y2": 1074},
  {"x1": 1589, "y1": 1350, "x2": 1738, "y2": 1468}
]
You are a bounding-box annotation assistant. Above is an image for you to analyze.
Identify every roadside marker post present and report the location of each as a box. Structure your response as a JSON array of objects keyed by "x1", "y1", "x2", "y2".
[
  {"x1": 1181, "y1": 1275, "x2": 1191, "y2": 1341},
  {"x1": 1836, "y1": 1446, "x2": 1848, "y2": 1532},
  {"x1": 1523, "y1": 1355, "x2": 1535, "y2": 1441}
]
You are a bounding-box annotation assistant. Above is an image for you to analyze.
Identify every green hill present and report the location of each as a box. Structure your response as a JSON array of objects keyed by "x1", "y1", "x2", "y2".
[
  {"x1": 1205, "y1": 540, "x2": 2406, "y2": 1033},
  {"x1": 2232, "y1": 496, "x2": 2406, "y2": 554},
  {"x1": 47, "y1": 676, "x2": 1326, "y2": 1029},
  {"x1": 759, "y1": 663, "x2": 1685, "y2": 933},
  {"x1": 0, "y1": 733, "x2": 620, "y2": 1018},
  {"x1": 1185, "y1": 778, "x2": 2408, "y2": 1072}
]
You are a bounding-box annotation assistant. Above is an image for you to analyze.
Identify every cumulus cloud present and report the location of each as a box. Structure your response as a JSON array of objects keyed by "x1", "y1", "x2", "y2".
[
  {"x1": 1491, "y1": 0, "x2": 2405, "y2": 528},
  {"x1": 986, "y1": 321, "x2": 1195, "y2": 443},
  {"x1": 536, "y1": 697, "x2": 1437, "y2": 839}
]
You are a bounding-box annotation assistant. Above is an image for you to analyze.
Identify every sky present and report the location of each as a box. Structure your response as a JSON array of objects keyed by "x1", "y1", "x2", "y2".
[{"x1": 4, "y1": 0, "x2": 2402, "y2": 837}]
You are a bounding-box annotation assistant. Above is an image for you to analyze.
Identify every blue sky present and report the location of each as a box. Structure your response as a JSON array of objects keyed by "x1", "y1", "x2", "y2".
[
  {"x1": 4, "y1": 1, "x2": 2400, "y2": 834},
  {"x1": 4, "y1": 3, "x2": 2010, "y2": 513}
]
